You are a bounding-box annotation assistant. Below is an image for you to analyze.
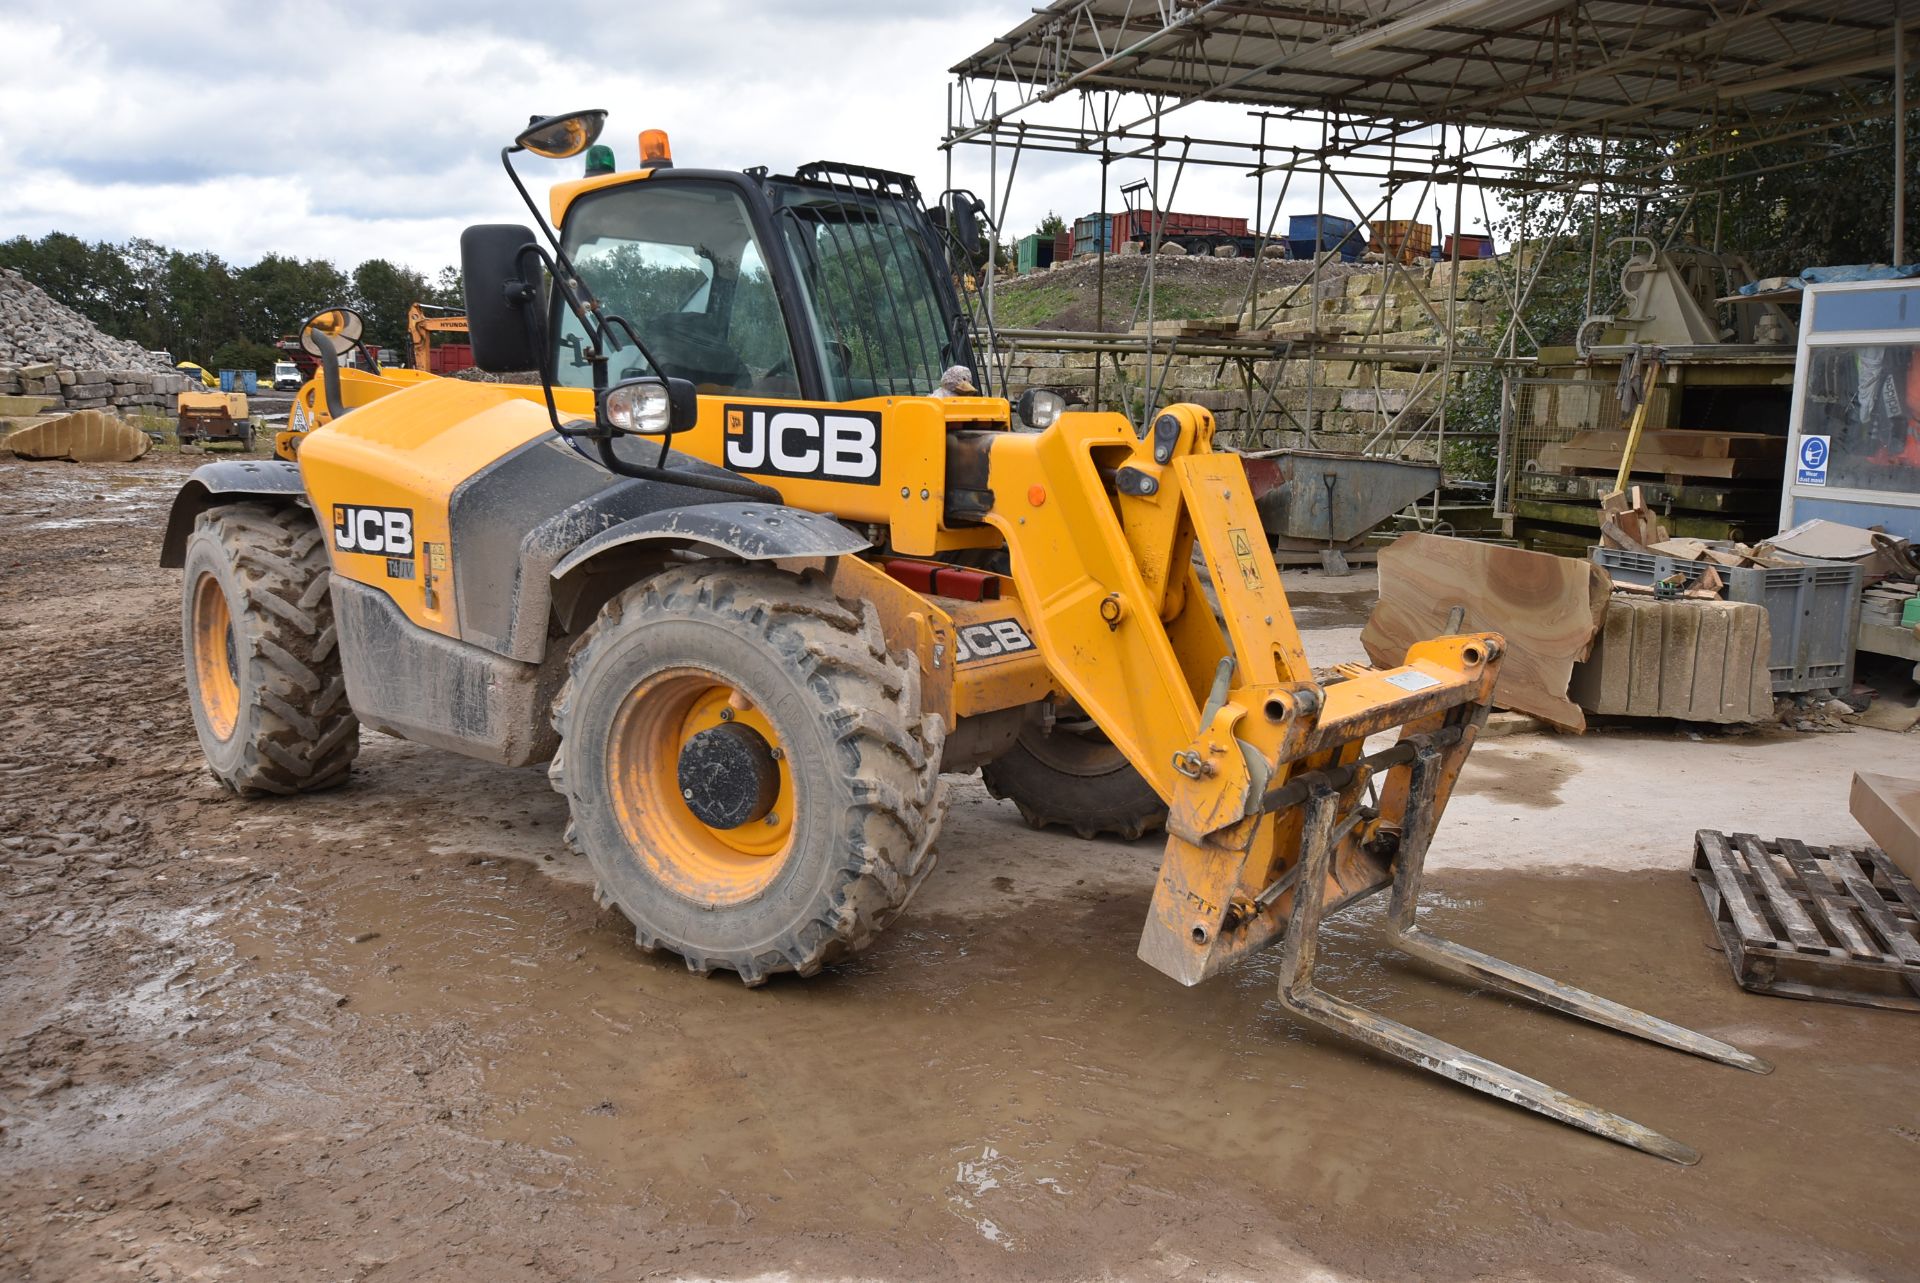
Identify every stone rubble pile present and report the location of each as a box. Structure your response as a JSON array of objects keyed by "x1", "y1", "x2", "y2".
[{"x1": 0, "y1": 269, "x2": 188, "y2": 414}]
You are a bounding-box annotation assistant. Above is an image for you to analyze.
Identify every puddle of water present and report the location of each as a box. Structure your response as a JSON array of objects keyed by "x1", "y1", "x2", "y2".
[{"x1": 4, "y1": 469, "x2": 177, "y2": 532}]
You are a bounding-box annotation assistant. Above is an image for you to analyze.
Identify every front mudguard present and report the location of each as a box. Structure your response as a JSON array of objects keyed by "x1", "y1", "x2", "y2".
[
  {"x1": 158, "y1": 460, "x2": 306, "y2": 568},
  {"x1": 548, "y1": 502, "x2": 870, "y2": 632}
]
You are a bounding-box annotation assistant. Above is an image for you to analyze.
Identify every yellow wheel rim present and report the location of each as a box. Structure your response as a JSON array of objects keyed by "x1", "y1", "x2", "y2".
[
  {"x1": 607, "y1": 669, "x2": 795, "y2": 905},
  {"x1": 191, "y1": 571, "x2": 240, "y2": 741}
]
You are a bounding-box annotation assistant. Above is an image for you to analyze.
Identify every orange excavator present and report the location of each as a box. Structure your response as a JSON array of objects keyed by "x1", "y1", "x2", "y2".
[{"x1": 407, "y1": 302, "x2": 473, "y2": 374}]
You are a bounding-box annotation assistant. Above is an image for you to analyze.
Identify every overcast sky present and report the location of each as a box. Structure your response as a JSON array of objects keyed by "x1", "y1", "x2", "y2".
[{"x1": 0, "y1": 1, "x2": 1467, "y2": 274}]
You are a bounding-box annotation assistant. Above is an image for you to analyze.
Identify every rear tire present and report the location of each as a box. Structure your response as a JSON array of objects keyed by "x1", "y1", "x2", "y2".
[
  {"x1": 981, "y1": 712, "x2": 1166, "y2": 841},
  {"x1": 549, "y1": 562, "x2": 947, "y2": 985},
  {"x1": 180, "y1": 502, "x2": 360, "y2": 796}
]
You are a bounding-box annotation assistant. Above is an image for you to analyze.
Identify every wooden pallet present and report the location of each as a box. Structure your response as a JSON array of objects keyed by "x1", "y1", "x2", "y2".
[{"x1": 1693, "y1": 831, "x2": 1920, "y2": 1011}]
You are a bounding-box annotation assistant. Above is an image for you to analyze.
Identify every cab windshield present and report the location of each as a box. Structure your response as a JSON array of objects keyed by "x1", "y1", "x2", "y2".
[
  {"x1": 555, "y1": 180, "x2": 800, "y2": 396},
  {"x1": 555, "y1": 175, "x2": 965, "y2": 402}
]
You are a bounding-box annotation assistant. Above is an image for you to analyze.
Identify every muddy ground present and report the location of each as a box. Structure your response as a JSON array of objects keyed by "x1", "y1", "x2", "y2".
[{"x1": 3, "y1": 454, "x2": 1919, "y2": 1282}]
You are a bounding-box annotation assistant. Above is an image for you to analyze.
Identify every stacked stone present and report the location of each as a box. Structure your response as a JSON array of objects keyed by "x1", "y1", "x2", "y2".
[
  {"x1": 0, "y1": 269, "x2": 188, "y2": 413},
  {"x1": 994, "y1": 256, "x2": 1504, "y2": 457}
]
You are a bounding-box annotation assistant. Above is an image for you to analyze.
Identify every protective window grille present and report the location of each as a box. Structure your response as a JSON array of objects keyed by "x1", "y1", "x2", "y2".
[
  {"x1": 1498, "y1": 377, "x2": 1625, "y2": 518},
  {"x1": 770, "y1": 164, "x2": 974, "y2": 400}
]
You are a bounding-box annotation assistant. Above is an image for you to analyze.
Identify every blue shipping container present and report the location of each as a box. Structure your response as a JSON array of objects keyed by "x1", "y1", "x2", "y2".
[{"x1": 1072, "y1": 213, "x2": 1114, "y2": 256}]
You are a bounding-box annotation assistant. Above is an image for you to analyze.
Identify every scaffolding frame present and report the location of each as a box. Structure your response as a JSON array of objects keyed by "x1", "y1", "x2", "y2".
[{"x1": 941, "y1": 0, "x2": 1915, "y2": 489}]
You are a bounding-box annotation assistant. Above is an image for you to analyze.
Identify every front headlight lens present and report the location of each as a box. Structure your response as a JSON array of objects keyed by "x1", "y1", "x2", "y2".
[
  {"x1": 604, "y1": 380, "x2": 673, "y2": 434},
  {"x1": 1016, "y1": 387, "x2": 1065, "y2": 430}
]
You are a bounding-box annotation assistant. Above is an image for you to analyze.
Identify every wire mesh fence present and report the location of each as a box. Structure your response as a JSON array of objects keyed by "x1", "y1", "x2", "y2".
[{"x1": 1497, "y1": 376, "x2": 1624, "y2": 517}]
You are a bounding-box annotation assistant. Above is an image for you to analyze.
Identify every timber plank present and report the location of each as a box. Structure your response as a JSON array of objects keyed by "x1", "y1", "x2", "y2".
[{"x1": 1533, "y1": 444, "x2": 1783, "y2": 479}]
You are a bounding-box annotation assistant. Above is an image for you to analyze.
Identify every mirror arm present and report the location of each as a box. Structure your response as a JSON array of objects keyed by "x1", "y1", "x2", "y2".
[
  {"x1": 495, "y1": 139, "x2": 758, "y2": 500},
  {"x1": 500, "y1": 144, "x2": 622, "y2": 352},
  {"x1": 598, "y1": 312, "x2": 667, "y2": 381},
  {"x1": 502, "y1": 245, "x2": 592, "y2": 445},
  {"x1": 318, "y1": 339, "x2": 346, "y2": 420},
  {"x1": 501, "y1": 146, "x2": 574, "y2": 282}
]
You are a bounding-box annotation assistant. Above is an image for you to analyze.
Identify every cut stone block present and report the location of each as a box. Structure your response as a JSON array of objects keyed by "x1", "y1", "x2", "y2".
[
  {"x1": 1849, "y1": 772, "x2": 1920, "y2": 883},
  {"x1": 4, "y1": 408, "x2": 151, "y2": 462},
  {"x1": 1568, "y1": 595, "x2": 1771, "y2": 723},
  {"x1": 0, "y1": 393, "x2": 57, "y2": 416}
]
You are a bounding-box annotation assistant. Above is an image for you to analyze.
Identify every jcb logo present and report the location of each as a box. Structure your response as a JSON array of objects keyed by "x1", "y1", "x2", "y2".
[
  {"x1": 723, "y1": 404, "x2": 881, "y2": 485},
  {"x1": 333, "y1": 504, "x2": 415, "y2": 558},
  {"x1": 953, "y1": 618, "x2": 1036, "y2": 664}
]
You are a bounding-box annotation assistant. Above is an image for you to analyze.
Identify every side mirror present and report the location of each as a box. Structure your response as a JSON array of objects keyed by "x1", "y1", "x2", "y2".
[
  {"x1": 514, "y1": 110, "x2": 608, "y2": 160},
  {"x1": 941, "y1": 191, "x2": 992, "y2": 273},
  {"x1": 599, "y1": 375, "x2": 698, "y2": 436},
  {"x1": 300, "y1": 307, "x2": 363, "y2": 358},
  {"x1": 460, "y1": 224, "x2": 547, "y2": 372}
]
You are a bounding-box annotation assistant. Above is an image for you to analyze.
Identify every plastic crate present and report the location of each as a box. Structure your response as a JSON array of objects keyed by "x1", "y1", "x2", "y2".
[{"x1": 1590, "y1": 547, "x2": 1863, "y2": 694}]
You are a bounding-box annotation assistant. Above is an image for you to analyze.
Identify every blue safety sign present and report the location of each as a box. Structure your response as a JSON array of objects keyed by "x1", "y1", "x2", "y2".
[{"x1": 1796, "y1": 434, "x2": 1829, "y2": 487}]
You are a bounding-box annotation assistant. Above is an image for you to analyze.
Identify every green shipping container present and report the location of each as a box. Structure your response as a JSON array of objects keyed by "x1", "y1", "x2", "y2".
[{"x1": 1015, "y1": 233, "x2": 1055, "y2": 275}]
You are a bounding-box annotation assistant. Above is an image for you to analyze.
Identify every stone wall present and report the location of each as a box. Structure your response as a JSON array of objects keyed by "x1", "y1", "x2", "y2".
[
  {"x1": 994, "y1": 256, "x2": 1502, "y2": 457},
  {"x1": 0, "y1": 270, "x2": 188, "y2": 415}
]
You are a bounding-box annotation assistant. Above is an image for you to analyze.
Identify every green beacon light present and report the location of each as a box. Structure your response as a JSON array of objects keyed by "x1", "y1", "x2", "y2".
[{"x1": 583, "y1": 144, "x2": 616, "y2": 176}]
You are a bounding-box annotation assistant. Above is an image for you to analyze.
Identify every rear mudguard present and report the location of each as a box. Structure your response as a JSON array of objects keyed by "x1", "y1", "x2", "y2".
[{"x1": 158, "y1": 460, "x2": 306, "y2": 568}]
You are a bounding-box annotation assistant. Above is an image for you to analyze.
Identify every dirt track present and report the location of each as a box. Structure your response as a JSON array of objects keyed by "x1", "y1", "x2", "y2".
[{"x1": 4, "y1": 454, "x2": 1920, "y2": 1282}]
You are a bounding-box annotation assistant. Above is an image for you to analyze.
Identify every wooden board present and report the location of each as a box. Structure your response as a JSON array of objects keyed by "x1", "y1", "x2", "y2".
[
  {"x1": 1532, "y1": 443, "x2": 1783, "y2": 480},
  {"x1": 1560, "y1": 428, "x2": 1783, "y2": 459},
  {"x1": 1511, "y1": 498, "x2": 1752, "y2": 542},
  {"x1": 1361, "y1": 534, "x2": 1610, "y2": 732}
]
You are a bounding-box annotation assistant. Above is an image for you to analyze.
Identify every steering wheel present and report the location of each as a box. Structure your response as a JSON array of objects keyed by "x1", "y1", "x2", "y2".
[{"x1": 646, "y1": 313, "x2": 748, "y2": 389}]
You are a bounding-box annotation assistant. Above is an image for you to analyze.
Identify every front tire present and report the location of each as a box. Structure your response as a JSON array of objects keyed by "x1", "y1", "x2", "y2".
[
  {"x1": 181, "y1": 502, "x2": 360, "y2": 796},
  {"x1": 549, "y1": 563, "x2": 947, "y2": 984}
]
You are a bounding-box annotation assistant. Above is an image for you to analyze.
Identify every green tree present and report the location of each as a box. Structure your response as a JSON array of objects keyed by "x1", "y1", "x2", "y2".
[
  {"x1": 236, "y1": 254, "x2": 351, "y2": 344},
  {"x1": 206, "y1": 337, "x2": 286, "y2": 373},
  {"x1": 1037, "y1": 211, "x2": 1067, "y2": 240},
  {"x1": 430, "y1": 264, "x2": 464, "y2": 309},
  {"x1": 350, "y1": 258, "x2": 436, "y2": 351},
  {"x1": 0, "y1": 231, "x2": 459, "y2": 365}
]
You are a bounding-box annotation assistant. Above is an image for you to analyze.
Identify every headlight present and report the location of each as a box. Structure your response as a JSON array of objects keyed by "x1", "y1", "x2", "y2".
[
  {"x1": 602, "y1": 379, "x2": 673, "y2": 434},
  {"x1": 1015, "y1": 387, "x2": 1065, "y2": 430}
]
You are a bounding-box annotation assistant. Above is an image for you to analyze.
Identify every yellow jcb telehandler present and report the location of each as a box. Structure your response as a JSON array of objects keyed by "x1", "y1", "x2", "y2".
[{"x1": 160, "y1": 111, "x2": 1767, "y2": 1162}]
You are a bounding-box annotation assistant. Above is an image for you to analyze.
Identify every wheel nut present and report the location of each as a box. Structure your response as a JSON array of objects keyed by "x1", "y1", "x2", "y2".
[
  {"x1": 719, "y1": 707, "x2": 734, "y2": 721},
  {"x1": 682, "y1": 788, "x2": 694, "y2": 799},
  {"x1": 764, "y1": 811, "x2": 779, "y2": 825}
]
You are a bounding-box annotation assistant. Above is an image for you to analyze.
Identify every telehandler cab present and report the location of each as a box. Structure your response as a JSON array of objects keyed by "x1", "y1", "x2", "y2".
[{"x1": 162, "y1": 110, "x2": 1766, "y2": 1162}]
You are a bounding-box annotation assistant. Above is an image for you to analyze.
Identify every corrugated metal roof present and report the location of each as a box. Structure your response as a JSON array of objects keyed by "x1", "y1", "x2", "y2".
[{"x1": 950, "y1": 0, "x2": 1905, "y2": 141}]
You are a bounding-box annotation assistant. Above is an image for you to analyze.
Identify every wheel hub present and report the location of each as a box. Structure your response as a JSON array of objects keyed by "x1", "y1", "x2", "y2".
[{"x1": 677, "y1": 721, "x2": 780, "y2": 830}]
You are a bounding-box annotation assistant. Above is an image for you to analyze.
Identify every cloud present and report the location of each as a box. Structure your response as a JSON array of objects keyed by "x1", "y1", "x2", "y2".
[{"x1": 0, "y1": 1, "x2": 1480, "y2": 280}]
